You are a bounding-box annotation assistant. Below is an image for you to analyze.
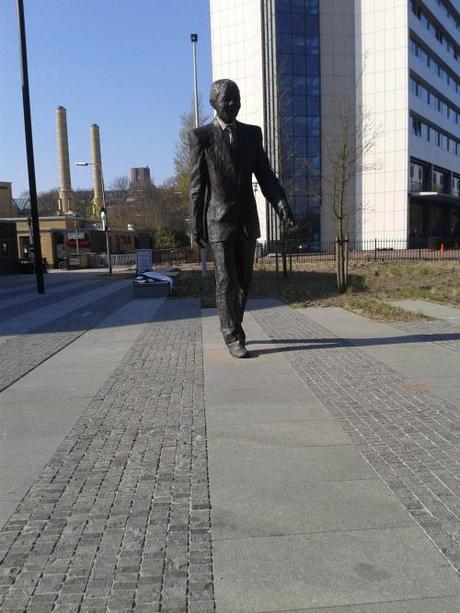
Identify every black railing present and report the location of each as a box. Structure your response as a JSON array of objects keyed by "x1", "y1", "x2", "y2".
[
  {"x1": 152, "y1": 246, "x2": 209, "y2": 267},
  {"x1": 149, "y1": 239, "x2": 460, "y2": 267},
  {"x1": 256, "y1": 238, "x2": 460, "y2": 263}
]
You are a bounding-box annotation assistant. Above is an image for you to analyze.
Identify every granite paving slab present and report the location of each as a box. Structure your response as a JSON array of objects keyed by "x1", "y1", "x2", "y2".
[{"x1": 213, "y1": 528, "x2": 459, "y2": 612}]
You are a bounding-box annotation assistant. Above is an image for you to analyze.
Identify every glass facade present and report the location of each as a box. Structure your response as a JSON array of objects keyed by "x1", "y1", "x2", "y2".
[{"x1": 262, "y1": 0, "x2": 321, "y2": 247}]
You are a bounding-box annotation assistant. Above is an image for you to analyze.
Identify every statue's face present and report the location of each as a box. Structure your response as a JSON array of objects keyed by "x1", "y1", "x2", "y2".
[{"x1": 212, "y1": 84, "x2": 241, "y2": 123}]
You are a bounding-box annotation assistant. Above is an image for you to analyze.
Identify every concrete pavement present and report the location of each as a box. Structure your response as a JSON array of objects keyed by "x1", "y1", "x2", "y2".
[
  {"x1": 204, "y1": 305, "x2": 460, "y2": 612},
  {"x1": 0, "y1": 277, "x2": 459, "y2": 611}
]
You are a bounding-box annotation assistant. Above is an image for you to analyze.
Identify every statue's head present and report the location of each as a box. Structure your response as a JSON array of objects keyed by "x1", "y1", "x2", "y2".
[{"x1": 210, "y1": 79, "x2": 241, "y2": 124}]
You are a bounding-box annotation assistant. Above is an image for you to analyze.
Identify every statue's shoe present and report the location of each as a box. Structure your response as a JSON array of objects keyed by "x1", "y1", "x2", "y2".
[{"x1": 227, "y1": 341, "x2": 249, "y2": 359}]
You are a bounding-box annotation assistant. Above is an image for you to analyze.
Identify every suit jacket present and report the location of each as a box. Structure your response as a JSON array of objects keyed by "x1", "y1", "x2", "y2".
[{"x1": 189, "y1": 119, "x2": 287, "y2": 243}]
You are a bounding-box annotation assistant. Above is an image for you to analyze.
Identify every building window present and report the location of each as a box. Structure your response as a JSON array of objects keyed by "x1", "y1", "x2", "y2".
[
  {"x1": 410, "y1": 161, "x2": 426, "y2": 191},
  {"x1": 432, "y1": 168, "x2": 448, "y2": 193},
  {"x1": 410, "y1": 114, "x2": 460, "y2": 156},
  {"x1": 411, "y1": 116, "x2": 422, "y2": 136},
  {"x1": 410, "y1": 75, "x2": 460, "y2": 127},
  {"x1": 410, "y1": 38, "x2": 460, "y2": 92},
  {"x1": 452, "y1": 175, "x2": 460, "y2": 197}
]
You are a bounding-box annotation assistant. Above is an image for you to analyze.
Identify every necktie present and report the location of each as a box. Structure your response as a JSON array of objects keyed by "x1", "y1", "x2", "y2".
[
  {"x1": 225, "y1": 124, "x2": 235, "y2": 146},
  {"x1": 225, "y1": 125, "x2": 237, "y2": 166}
]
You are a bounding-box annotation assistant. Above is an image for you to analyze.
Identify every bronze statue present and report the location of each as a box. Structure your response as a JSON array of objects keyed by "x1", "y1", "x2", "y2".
[{"x1": 189, "y1": 79, "x2": 293, "y2": 358}]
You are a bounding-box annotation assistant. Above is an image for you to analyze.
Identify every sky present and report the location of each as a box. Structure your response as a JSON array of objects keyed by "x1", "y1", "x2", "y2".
[{"x1": 0, "y1": 0, "x2": 213, "y2": 197}]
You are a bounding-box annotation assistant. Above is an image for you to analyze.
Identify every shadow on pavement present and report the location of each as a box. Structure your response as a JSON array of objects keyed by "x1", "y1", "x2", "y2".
[{"x1": 246, "y1": 332, "x2": 460, "y2": 356}]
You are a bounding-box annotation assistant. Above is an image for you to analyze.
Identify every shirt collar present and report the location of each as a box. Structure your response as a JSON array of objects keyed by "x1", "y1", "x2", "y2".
[{"x1": 215, "y1": 116, "x2": 236, "y2": 132}]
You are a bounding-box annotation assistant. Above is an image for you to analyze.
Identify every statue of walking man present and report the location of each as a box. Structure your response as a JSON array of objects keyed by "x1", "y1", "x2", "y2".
[{"x1": 189, "y1": 79, "x2": 293, "y2": 358}]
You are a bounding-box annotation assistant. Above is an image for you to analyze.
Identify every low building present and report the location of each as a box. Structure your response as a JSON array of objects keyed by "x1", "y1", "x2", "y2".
[
  {"x1": 0, "y1": 182, "x2": 14, "y2": 217},
  {"x1": 3, "y1": 215, "x2": 152, "y2": 268},
  {"x1": 0, "y1": 220, "x2": 19, "y2": 274}
]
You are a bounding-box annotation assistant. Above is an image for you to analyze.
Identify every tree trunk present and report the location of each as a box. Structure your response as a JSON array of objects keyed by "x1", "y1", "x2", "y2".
[
  {"x1": 281, "y1": 226, "x2": 288, "y2": 279},
  {"x1": 335, "y1": 239, "x2": 343, "y2": 293},
  {"x1": 344, "y1": 235, "x2": 349, "y2": 288},
  {"x1": 335, "y1": 237, "x2": 347, "y2": 293}
]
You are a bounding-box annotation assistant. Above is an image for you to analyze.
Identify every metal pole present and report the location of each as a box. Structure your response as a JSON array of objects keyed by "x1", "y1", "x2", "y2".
[
  {"x1": 281, "y1": 226, "x2": 287, "y2": 279},
  {"x1": 191, "y1": 34, "x2": 200, "y2": 128},
  {"x1": 75, "y1": 217, "x2": 79, "y2": 256},
  {"x1": 100, "y1": 169, "x2": 112, "y2": 274},
  {"x1": 16, "y1": 0, "x2": 44, "y2": 293},
  {"x1": 191, "y1": 33, "x2": 207, "y2": 279}
]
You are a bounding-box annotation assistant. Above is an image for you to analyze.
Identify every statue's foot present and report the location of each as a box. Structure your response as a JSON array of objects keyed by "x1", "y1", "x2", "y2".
[{"x1": 227, "y1": 340, "x2": 249, "y2": 359}]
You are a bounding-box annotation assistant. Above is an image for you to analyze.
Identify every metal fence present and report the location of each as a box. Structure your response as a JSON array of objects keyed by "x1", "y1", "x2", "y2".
[
  {"x1": 256, "y1": 238, "x2": 460, "y2": 264},
  {"x1": 95, "y1": 240, "x2": 460, "y2": 270},
  {"x1": 95, "y1": 253, "x2": 138, "y2": 268},
  {"x1": 151, "y1": 247, "x2": 202, "y2": 266},
  {"x1": 98, "y1": 249, "x2": 204, "y2": 269}
]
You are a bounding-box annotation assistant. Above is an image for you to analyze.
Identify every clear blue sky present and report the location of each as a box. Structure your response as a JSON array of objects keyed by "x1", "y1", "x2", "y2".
[{"x1": 0, "y1": 0, "x2": 212, "y2": 197}]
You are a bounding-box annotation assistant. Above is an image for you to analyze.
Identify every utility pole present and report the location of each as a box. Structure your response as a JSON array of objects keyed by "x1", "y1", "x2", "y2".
[
  {"x1": 191, "y1": 33, "x2": 207, "y2": 279},
  {"x1": 17, "y1": 0, "x2": 44, "y2": 293}
]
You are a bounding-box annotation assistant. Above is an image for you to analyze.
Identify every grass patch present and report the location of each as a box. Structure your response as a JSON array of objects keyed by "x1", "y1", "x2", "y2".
[
  {"x1": 171, "y1": 260, "x2": 460, "y2": 321},
  {"x1": 342, "y1": 295, "x2": 426, "y2": 321}
]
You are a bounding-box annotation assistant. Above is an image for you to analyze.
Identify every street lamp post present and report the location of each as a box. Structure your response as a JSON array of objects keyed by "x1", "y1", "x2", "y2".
[
  {"x1": 16, "y1": 0, "x2": 44, "y2": 293},
  {"x1": 191, "y1": 33, "x2": 207, "y2": 279},
  {"x1": 76, "y1": 161, "x2": 112, "y2": 274}
]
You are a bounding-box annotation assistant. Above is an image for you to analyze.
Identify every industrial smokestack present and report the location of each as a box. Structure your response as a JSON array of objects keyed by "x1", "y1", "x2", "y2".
[
  {"x1": 56, "y1": 106, "x2": 73, "y2": 214},
  {"x1": 90, "y1": 123, "x2": 103, "y2": 218}
]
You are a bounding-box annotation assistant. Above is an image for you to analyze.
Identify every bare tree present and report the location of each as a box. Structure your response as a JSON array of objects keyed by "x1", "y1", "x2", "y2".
[
  {"x1": 109, "y1": 175, "x2": 130, "y2": 191},
  {"x1": 320, "y1": 103, "x2": 380, "y2": 292},
  {"x1": 73, "y1": 189, "x2": 93, "y2": 217},
  {"x1": 173, "y1": 97, "x2": 210, "y2": 195},
  {"x1": 37, "y1": 189, "x2": 59, "y2": 215}
]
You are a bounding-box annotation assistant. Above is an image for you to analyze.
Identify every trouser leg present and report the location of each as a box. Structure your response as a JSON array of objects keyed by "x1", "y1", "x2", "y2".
[
  {"x1": 234, "y1": 235, "x2": 256, "y2": 341},
  {"x1": 211, "y1": 239, "x2": 240, "y2": 345}
]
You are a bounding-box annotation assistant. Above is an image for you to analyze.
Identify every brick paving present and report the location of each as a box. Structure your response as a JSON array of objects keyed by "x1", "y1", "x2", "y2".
[
  {"x1": 0, "y1": 285, "x2": 131, "y2": 393},
  {"x1": 0, "y1": 299, "x2": 214, "y2": 612},
  {"x1": 250, "y1": 300, "x2": 460, "y2": 575},
  {"x1": 391, "y1": 319, "x2": 460, "y2": 355}
]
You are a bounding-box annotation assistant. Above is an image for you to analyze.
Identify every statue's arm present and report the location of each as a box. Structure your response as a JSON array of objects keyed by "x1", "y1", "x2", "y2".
[
  {"x1": 188, "y1": 130, "x2": 207, "y2": 246},
  {"x1": 253, "y1": 127, "x2": 294, "y2": 225}
]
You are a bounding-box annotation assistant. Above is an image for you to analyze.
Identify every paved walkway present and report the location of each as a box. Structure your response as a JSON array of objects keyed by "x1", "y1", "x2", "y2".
[{"x1": 0, "y1": 283, "x2": 459, "y2": 612}]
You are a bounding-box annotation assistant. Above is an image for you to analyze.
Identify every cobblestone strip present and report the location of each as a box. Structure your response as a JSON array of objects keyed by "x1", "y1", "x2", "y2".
[
  {"x1": 0, "y1": 299, "x2": 214, "y2": 613},
  {"x1": 0, "y1": 285, "x2": 131, "y2": 393},
  {"x1": 391, "y1": 320, "x2": 460, "y2": 355},
  {"x1": 250, "y1": 300, "x2": 460, "y2": 574}
]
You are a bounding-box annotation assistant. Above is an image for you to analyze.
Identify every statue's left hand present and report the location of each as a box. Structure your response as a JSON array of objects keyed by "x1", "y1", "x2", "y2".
[{"x1": 278, "y1": 200, "x2": 294, "y2": 228}]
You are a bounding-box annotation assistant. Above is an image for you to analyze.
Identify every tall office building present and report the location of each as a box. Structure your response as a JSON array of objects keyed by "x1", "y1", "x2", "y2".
[
  {"x1": 407, "y1": 0, "x2": 460, "y2": 245},
  {"x1": 210, "y1": 0, "x2": 460, "y2": 248}
]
